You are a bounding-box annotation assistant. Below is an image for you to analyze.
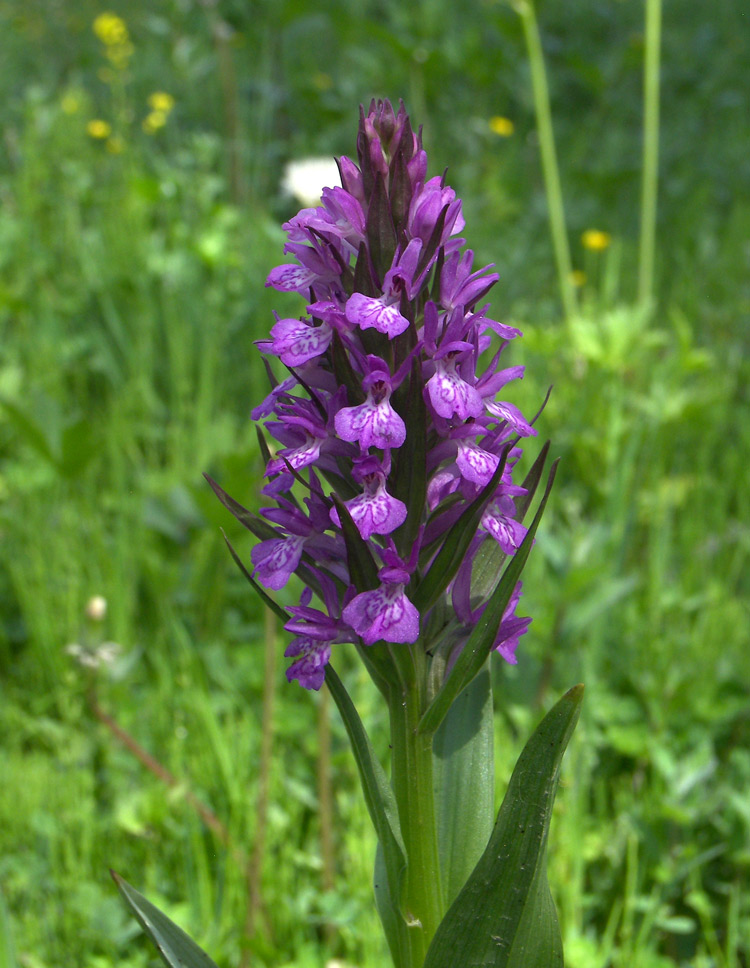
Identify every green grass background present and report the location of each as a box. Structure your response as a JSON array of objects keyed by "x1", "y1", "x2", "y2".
[{"x1": 0, "y1": 0, "x2": 748, "y2": 966}]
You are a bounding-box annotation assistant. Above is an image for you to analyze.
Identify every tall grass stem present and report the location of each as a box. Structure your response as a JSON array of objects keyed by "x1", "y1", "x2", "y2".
[
  {"x1": 638, "y1": 0, "x2": 662, "y2": 309},
  {"x1": 515, "y1": 0, "x2": 577, "y2": 321}
]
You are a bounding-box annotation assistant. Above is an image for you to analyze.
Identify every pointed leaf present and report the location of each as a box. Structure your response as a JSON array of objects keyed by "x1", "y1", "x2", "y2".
[
  {"x1": 470, "y1": 442, "x2": 550, "y2": 603},
  {"x1": 221, "y1": 530, "x2": 290, "y2": 624},
  {"x1": 353, "y1": 240, "x2": 379, "y2": 297},
  {"x1": 413, "y1": 447, "x2": 510, "y2": 615},
  {"x1": 415, "y1": 204, "x2": 449, "y2": 278},
  {"x1": 331, "y1": 330, "x2": 365, "y2": 407},
  {"x1": 391, "y1": 358, "x2": 428, "y2": 556},
  {"x1": 331, "y1": 494, "x2": 380, "y2": 591},
  {"x1": 423, "y1": 684, "x2": 583, "y2": 968},
  {"x1": 515, "y1": 440, "x2": 550, "y2": 523},
  {"x1": 203, "y1": 474, "x2": 276, "y2": 541},
  {"x1": 419, "y1": 460, "x2": 558, "y2": 735},
  {"x1": 389, "y1": 149, "x2": 413, "y2": 235},
  {"x1": 325, "y1": 665, "x2": 407, "y2": 919},
  {"x1": 255, "y1": 424, "x2": 273, "y2": 467},
  {"x1": 366, "y1": 173, "x2": 397, "y2": 280},
  {"x1": 111, "y1": 872, "x2": 219, "y2": 968},
  {"x1": 432, "y1": 667, "x2": 494, "y2": 908}
]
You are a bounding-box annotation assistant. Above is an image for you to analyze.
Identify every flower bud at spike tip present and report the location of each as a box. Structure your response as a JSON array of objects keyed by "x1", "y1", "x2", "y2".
[{"x1": 214, "y1": 100, "x2": 540, "y2": 690}]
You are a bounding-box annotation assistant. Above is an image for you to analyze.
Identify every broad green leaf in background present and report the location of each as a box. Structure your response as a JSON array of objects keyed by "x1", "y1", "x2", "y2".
[
  {"x1": 432, "y1": 666, "x2": 495, "y2": 908},
  {"x1": 111, "y1": 871, "x2": 219, "y2": 968},
  {"x1": 423, "y1": 684, "x2": 583, "y2": 968}
]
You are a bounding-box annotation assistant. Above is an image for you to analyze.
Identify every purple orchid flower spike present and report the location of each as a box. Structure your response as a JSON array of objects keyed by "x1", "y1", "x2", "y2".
[{"x1": 211, "y1": 98, "x2": 551, "y2": 692}]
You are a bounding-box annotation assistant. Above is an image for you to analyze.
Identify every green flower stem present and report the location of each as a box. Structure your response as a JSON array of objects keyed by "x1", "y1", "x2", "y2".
[
  {"x1": 638, "y1": 0, "x2": 662, "y2": 309},
  {"x1": 389, "y1": 646, "x2": 444, "y2": 967},
  {"x1": 514, "y1": 0, "x2": 577, "y2": 322}
]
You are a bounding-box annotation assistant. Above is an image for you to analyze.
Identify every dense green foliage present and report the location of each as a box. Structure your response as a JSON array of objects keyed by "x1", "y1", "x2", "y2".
[{"x1": 0, "y1": 1, "x2": 748, "y2": 966}]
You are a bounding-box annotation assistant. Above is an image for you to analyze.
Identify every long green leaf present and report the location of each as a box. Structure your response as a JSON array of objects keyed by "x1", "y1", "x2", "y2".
[
  {"x1": 423, "y1": 684, "x2": 583, "y2": 968},
  {"x1": 203, "y1": 473, "x2": 276, "y2": 541},
  {"x1": 419, "y1": 460, "x2": 559, "y2": 735},
  {"x1": 458, "y1": 443, "x2": 551, "y2": 605},
  {"x1": 516, "y1": 439, "x2": 550, "y2": 523},
  {"x1": 111, "y1": 872, "x2": 219, "y2": 968},
  {"x1": 325, "y1": 665, "x2": 406, "y2": 917},
  {"x1": 432, "y1": 666, "x2": 494, "y2": 908},
  {"x1": 412, "y1": 447, "x2": 510, "y2": 615}
]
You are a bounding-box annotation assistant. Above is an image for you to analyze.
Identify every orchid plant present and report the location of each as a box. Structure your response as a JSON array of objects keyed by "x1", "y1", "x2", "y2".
[{"x1": 113, "y1": 99, "x2": 582, "y2": 968}]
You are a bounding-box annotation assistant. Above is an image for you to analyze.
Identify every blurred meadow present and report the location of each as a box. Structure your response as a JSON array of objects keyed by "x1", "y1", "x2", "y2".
[{"x1": 0, "y1": 0, "x2": 749, "y2": 966}]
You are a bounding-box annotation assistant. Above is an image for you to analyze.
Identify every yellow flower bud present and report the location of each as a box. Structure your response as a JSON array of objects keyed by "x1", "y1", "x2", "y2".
[
  {"x1": 488, "y1": 116, "x2": 514, "y2": 137},
  {"x1": 581, "y1": 229, "x2": 612, "y2": 252}
]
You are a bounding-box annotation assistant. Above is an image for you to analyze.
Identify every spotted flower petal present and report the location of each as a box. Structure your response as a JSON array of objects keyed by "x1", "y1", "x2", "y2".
[
  {"x1": 345, "y1": 293, "x2": 410, "y2": 337},
  {"x1": 284, "y1": 636, "x2": 331, "y2": 690},
  {"x1": 270, "y1": 317, "x2": 333, "y2": 366},
  {"x1": 251, "y1": 535, "x2": 305, "y2": 590},
  {"x1": 426, "y1": 356, "x2": 484, "y2": 420},
  {"x1": 342, "y1": 582, "x2": 419, "y2": 646}
]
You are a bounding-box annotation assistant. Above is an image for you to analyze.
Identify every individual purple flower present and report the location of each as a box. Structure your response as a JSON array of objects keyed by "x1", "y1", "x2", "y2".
[
  {"x1": 251, "y1": 534, "x2": 305, "y2": 590},
  {"x1": 344, "y1": 239, "x2": 426, "y2": 337},
  {"x1": 485, "y1": 400, "x2": 538, "y2": 437},
  {"x1": 329, "y1": 455, "x2": 407, "y2": 539},
  {"x1": 408, "y1": 175, "x2": 465, "y2": 248},
  {"x1": 481, "y1": 495, "x2": 528, "y2": 555},
  {"x1": 426, "y1": 343, "x2": 484, "y2": 420},
  {"x1": 334, "y1": 358, "x2": 406, "y2": 450},
  {"x1": 440, "y1": 250, "x2": 499, "y2": 312},
  {"x1": 455, "y1": 436, "x2": 501, "y2": 486},
  {"x1": 345, "y1": 292, "x2": 410, "y2": 338},
  {"x1": 343, "y1": 563, "x2": 419, "y2": 646},
  {"x1": 284, "y1": 636, "x2": 331, "y2": 690},
  {"x1": 493, "y1": 582, "x2": 531, "y2": 664},
  {"x1": 270, "y1": 316, "x2": 333, "y2": 366}
]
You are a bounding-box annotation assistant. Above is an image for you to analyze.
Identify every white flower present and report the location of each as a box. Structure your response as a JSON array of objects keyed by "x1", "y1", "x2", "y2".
[{"x1": 281, "y1": 157, "x2": 340, "y2": 207}]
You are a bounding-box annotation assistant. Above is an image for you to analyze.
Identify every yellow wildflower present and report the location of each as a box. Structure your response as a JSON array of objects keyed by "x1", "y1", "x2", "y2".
[
  {"x1": 142, "y1": 111, "x2": 167, "y2": 134},
  {"x1": 488, "y1": 116, "x2": 514, "y2": 137},
  {"x1": 570, "y1": 270, "x2": 587, "y2": 287},
  {"x1": 93, "y1": 12, "x2": 129, "y2": 47},
  {"x1": 582, "y1": 229, "x2": 612, "y2": 252},
  {"x1": 87, "y1": 119, "x2": 112, "y2": 139},
  {"x1": 147, "y1": 91, "x2": 175, "y2": 113}
]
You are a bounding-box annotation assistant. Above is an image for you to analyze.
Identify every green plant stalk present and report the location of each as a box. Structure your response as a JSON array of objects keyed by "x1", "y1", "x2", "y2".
[
  {"x1": 515, "y1": 0, "x2": 577, "y2": 321},
  {"x1": 388, "y1": 649, "x2": 444, "y2": 967},
  {"x1": 638, "y1": 0, "x2": 662, "y2": 308}
]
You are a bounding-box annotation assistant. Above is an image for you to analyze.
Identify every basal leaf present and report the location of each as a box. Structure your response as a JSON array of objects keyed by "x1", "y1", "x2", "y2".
[
  {"x1": 111, "y1": 872, "x2": 219, "y2": 968},
  {"x1": 423, "y1": 684, "x2": 583, "y2": 968},
  {"x1": 432, "y1": 666, "x2": 494, "y2": 908}
]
